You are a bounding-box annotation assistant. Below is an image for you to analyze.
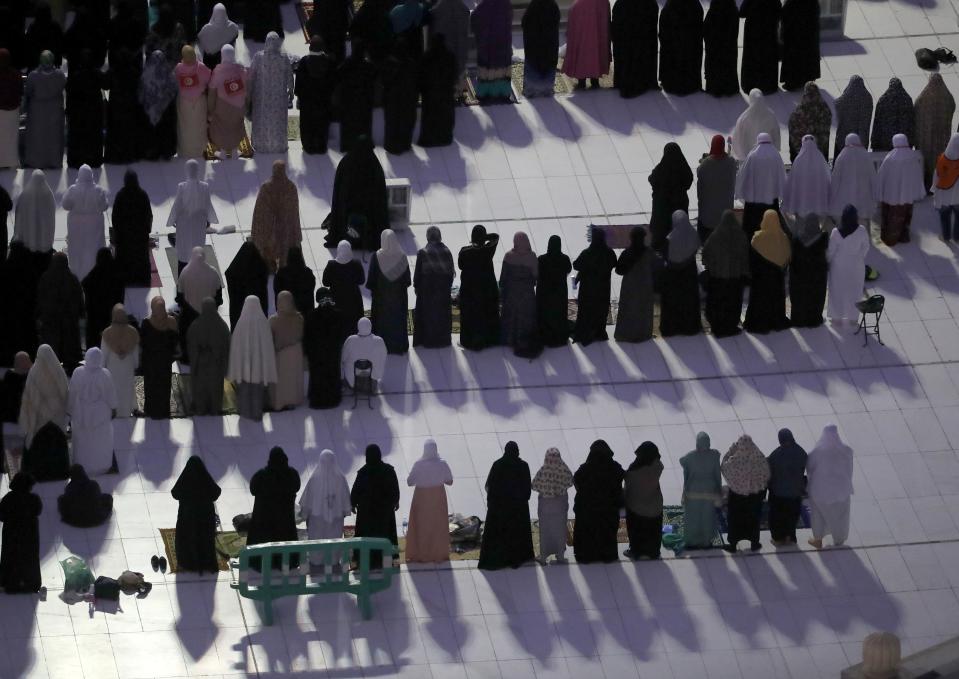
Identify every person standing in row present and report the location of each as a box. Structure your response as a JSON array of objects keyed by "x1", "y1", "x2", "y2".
[
  {"x1": 323, "y1": 241, "x2": 366, "y2": 333},
  {"x1": 103, "y1": 48, "x2": 146, "y2": 165},
  {"x1": 500, "y1": 232, "x2": 542, "y2": 358},
  {"x1": 140, "y1": 50, "x2": 179, "y2": 161},
  {"x1": 176, "y1": 247, "x2": 222, "y2": 365},
  {"x1": 744, "y1": 210, "x2": 791, "y2": 334},
  {"x1": 624, "y1": 442, "x2": 663, "y2": 560},
  {"x1": 228, "y1": 295, "x2": 277, "y2": 422},
  {"x1": 208, "y1": 45, "x2": 247, "y2": 158},
  {"x1": 766, "y1": 429, "x2": 807, "y2": 546},
  {"x1": 111, "y1": 170, "x2": 154, "y2": 287},
  {"x1": 614, "y1": 226, "x2": 655, "y2": 343},
  {"x1": 65, "y1": 50, "x2": 104, "y2": 169},
  {"x1": 788, "y1": 215, "x2": 827, "y2": 328},
  {"x1": 787, "y1": 82, "x2": 831, "y2": 161},
  {"x1": 739, "y1": 0, "x2": 781, "y2": 95},
  {"x1": 721, "y1": 434, "x2": 770, "y2": 553},
  {"x1": 827, "y1": 205, "x2": 870, "y2": 324},
  {"x1": 458, "y1": 225, "x2": 501, "y2": 350},
  {"x1": 198, "y1": 3, "x2": 239, "y2": 69},
  {"x1": 101, "y1": 304, "x2": 139, "y2": 418},
  {"x1": 782, "y1": 135, "x2": 830, "y2": 220},
  {"x1": 382, "y1": 41, "x2": 419, "y2": 155},
  {"x1": 829, "y1": 133, "x2": 877, "y2": 223},
  {"x1": 658, "y1": 0, "x2": 703, "y2": 96},
  {"x1": 522, "y1": 0, "x2": 561, "y2": 98},
  {"x1": 833, "y1": 75, "x2": 873, "y2": 160},
  {"x1": 413, "y1": 227, "x2": 455, "y2": 348},
  {"x1": 168, "y1": 160, "x2": 219, "y2": 273},
  {"x1": 0, "y1": 473, "x2": 43, "y2": 593},
  {"x1": 736, "y1": 133, "x2": 786, "y2": 239},
  {"x1": 367, "y1": 229, "x2": 411, "y2": 355},
  {"x1": 14, "y1": 170, "x2": 56, "y2": 259},
  {"x1": 247, "y1": 447, "x2": 300, "y2": 571},
  {"x1": 171, "y1": 456, "x2": 222, "y2": 573},
  {"x1": 187, "y1": 297, "x2": 231, "y2": 415},
  {"x1": 248, "y1": 32, "x2": 294, "y2": 154},
  {"x1": 780, "y1": 0, "x2": 820, "y2": 91},
  {"x1": 877, "y1": 134, "x2": 925, "y2": 246},
  {"x1": 932, "y1": 133, "x2": 959, "y2": 242},
  {"x1": 251, "y1": 160, "x2": 302, "y2": 272},
  {"x1": 806, "y1": 424, "x2": 854, "y2": 549},
  {"x1": 471, "y1": 0, "x2": 513, "y2": 100},
  {"x1": 611, "y1": 0, "x2": 658, "y2": 98},
  {"x1": 304, "y1": 288, "x2": 345, "y2": 409},
  {"x1": 731, "y1": 90, "x2": 780, "y2": 161},
  {"x1": 914, "y1": 73, "x2": 956, "y2": 188},
  {"x1": 531, "y1": 447, "x2": 573, "y2": 564},
  {"x1": 417, "y1": 36, "x2": 459, "y2": 147},
  {"x1": 572, "y1": 229, "x2": 616, "y2": 345},
  {"x1": 405, "y1": 439, "x2": 454, "y2": 563},
  {"x1": 81, "y1": 248, "x2": 125, "y2": 351},
  {"x1": 649, "y1": 143, "x2": 693, "y2": 251},
  {"x1": 563, "y1": 0, "x2": 610, "y2": 90},
  {"x1": 36, "y1": 252, "x2": 84, "y2": 375},
  {"x1": 536, "y1": 235, "x2": 572, "y2": 347},
  {"x1": 478, "y1": 441, "x2": 534, "y2": 570},
  {"x1": 174, "y1": 45, "x2": 212, "y2": 159},
  {"x1": 67, "y1": 347, "x2": 118, "y2": 476},
  {"x1": 696, "y1": 135, "x2": 737, "y2": 243},
  {"x1": 140, "y1": 297, "x2": 179, "y2": 419},
  {"x1": 295, "y1": 37, "x2": 337, "y2": 155},
  {"x1": 225, "y1": 240, "x2": 269, "y2": 330},
  {"x1": 660, "y1": 211, "x2": 702, "y2": 337},
  {"x1": 871, "y1": 78, "x2": 914, "y2": 152},
  {"x1": 299, "y1": 450, "x2": 352, "y2": 568},
  {"x1": 702, "y1": 211, "x2": 749, "y2": 337},
  {"x1": 274, "y1": 246, "x2": 316, "y2": 316},
  {"x1": 269, "y1": 291, "x2": 305, "y2": 411},
  {"x1": 351, "y1": 445, "x2": 400, "y2": 569},
  {"x1": 62, "y1": 165, "x2": 108, "y2": 283},
  {"x1": 702, "y1": 0, "x2": 739, "y2": 96},
  {"x1": 23, "y1": 51, "x2": 65, "y2": 170}
]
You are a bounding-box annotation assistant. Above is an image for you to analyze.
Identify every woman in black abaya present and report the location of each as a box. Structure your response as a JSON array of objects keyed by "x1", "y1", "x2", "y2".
[
  {"x1": 111, "y1": 170, "x2": 153, "y2": 288},
  {"x1": 36, "y1": 252, "x2": 84, "y2": 374},
  {"x1": 323, "y1": 135, "x2": 390, "y2": 249},
  {"x1": 702, "y1": 210, "x2": 749, "y2": 337},
  {"x1": 658, "y1": 0, "x2": 703, "y2": 96},
  {"x1": 65, "y1": 50, "x2": 105, "y2": 169},
  {"x1": 304, "y1": 288, "x2": 346, "y2": 409},
  {"x1": 0, "y1": 242, "x2": 41, "y2": 365},
  {"x1": 573, "y1": 440, "x2": 624, "y2": 564},
  {"x1": 500, "y1": 232, "x2": 542, "y2": 359},
  {"x1": 351, "y1": 444, "x2": 400, "y2": 569},
  {"x1": 458, "y1": 225, "x2": 501, "y2": 350},
  {"x1": 703, "y1": 0, "x2": 740, "y2": 96},
  {"x1": 367, "y1": 230, "x2": 411, "y2": 354},
  {"x1": 572, "y1": 229, "x2": 616, "y2": 345},
  {"x1": 739, "y1": 0, "x2": 781, "y2": 95},
  {"x1": 536, "y1": 235, "x2": 571, "y2": 347},
  {"x1": 307, "y1": 0, "x2": 351, "y2": 62},
  {"x1": 649, "y1": 143, "x2": 693, "y2": 251},
  {"x1": 418, "y1": 36, "x2": 458, "y2": 147},
  {"x1": 242, "y1": 0, "x2": 282, "y2": 43},
  {"x1": 521, "y1": 0, "x2": 560, "y2": 98},
  {"x1": 247, "y1": 447, "x2": 301, "y2": 571},
  {"x1": 611, "y1": 0, "x2": 659, "y2": 98},
  {"x1": 81, "y1": 248, "x2": 126, "y2": 350},
  {"x1": 333, "y1": 49, "x2": 378, "y2": 155},
  {"x1": 614, "y1": 226, "x2": 655, "y2": 343},
  {"x1": 322, "y1": 241, "x2": 366, "y2": 332},
  {"x1": 659, "y1": 211, "x2": 703, "y2": 337},
  {"x1": 274, "y1": 246, "x2": 316, "y2": 315},
  {"x1": 63, "y1": 5, "x2": 107, "y2": 69},
  {"x1": 382, "y1": 43, "x2": 419, "y2": 155},
  {"x1": 788, "y1": 214, "x2": 827, "y2": 327},
  {"x1": 140, "y1": 49, "x2": 179, "y2": 162},
  {"x1": 0, "y1": 473, "x2": 43, "y2": 593},
  {"x1": 413, "y1": 226, "x2": 455, "y2": 348},
  {"x1": 478, "y1": 441, "x2": 535, "y2": 570},
  {"x1": 24, "y1": 3, "x2": 64, "y2": 70},
  {"x1": 780, "y1": 0, "x2": 820, "y2": 92},
  {"x1": 743, "y1": 210, "x2": 791, "y2": 333},
  {"x1": 103, "y1": 48, "x2": 147, "y2": 165},
  {"x1": 224, "y1": 241, "x2": 269, "y2": 330},
  {"x1": 172, "y1": 456, "x2": 222, "y2": 573},
  {"x1": 140, "y1": 296, "x2": 179, "y2": 419}
]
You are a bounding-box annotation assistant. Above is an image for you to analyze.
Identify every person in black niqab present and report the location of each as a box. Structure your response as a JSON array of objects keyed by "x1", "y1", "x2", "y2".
[
  {"x1": 780, "y1": 0, "x2": 820, "y2": 92},
  {"x1": 303, "y1": 287, "x2": 346, "y2": 408},
  {"x1": 614, "y1": 226, "x2": 656, "y2": 343},
  {"x1": 224, "y1": 240, "x2": 269, "y2": 330},
  {"x1": 63, "y1": 4, "x2": 107, "y2": 69},
  {"x1": 0, "y1": 472, "x2": 42, "y2": 593},
  {"x1": 572, "y1": 229, "x2": 616, "y2": 345},
  {"x1": 0, "y1": 242, "x2": 41, "y2": 365},
  {"x1": 36, "y1": 251, "x2": 84, "y2": 374},
  {"x1": 382, "y1": 40, "x2": 419, "y2": 155},
  {"x1": 703, "y1": 0, "x2": 740, "y2": 96},
  {"x1": 295, "y1": 36, "x2": 337, "y2": 155},
  {"x1": 658, "y1": 0, "x2": 703, "y2": 96},
  {"x1": 108, "y1": 0, "x2": 148, "y2": 66},
  {"x1": 350, "y1": 0, "x2": 395, "y2": 61},
  {"x1": 649, "y1": 143, "x2": 693, "y2": 251},
  {"x1": 536, "y1": 235, "x2": 572, "y2": 347},
  {"x1": 81, "y1": 248, "x2": 125, "y2": 350},
  {"x1": 739, "y1": 0, "x2": 781, "y2": 95},
  {"x1": 103, "y1": 48, "x2": 147, "y2": 165},
  {"x1": 247, "y1": 447, "x2": 301, "y2": 571},
  {"x1": 702, "y1": 210, "x2": 749, "y2": 337},
  {"x1": 322, "y1": 245, "x2": 366, "y2": 332},
  {"x1": 458, "y1": 225, "x2": 501, "y2": 350},
  {"x1": 417, "y1": 35, "x2": 458, "y2": 147},
  {"x1": 172, "y1": 456, "x2": 222, "y2": 573},
  {"x1": 242, "y1": 0, "x2": 282, "y2": 43},
  {"x1": 333, "y1": 45, "x2": 378, "y2": 154},
  {"x1": 788, "y1": 215, "x2": 827, "y2": 327},
  {"x1": 24, "y1": 2, "x2": 64, "y2": 70},
  {"x1": 58, "y1": 464, "x2": 113, "y2": 527},
  {"x1": 323, "y1": 134, "x2": 390, "y2": 250},
  {"x1": 65, "y1": 50, "x2": 105, "y2": 169},
  {"x1": 573, "y1": 440, "x2": 624, "y2": 563},
  {"x1": 307, "y1": 0, "x2": 352, "y2": 62},
  {"x1": 413, "y1": 226, "x2": 455, "y2": 348},
  {"x1": 274, "y1": 246, "x2": 316, "y2": 315},
  {"x1": 624, "y1": 442, "x2": 664, "y2": 560},
  {"x1": 111, "y1": 170, "x2": 154, "y2": 288},
  {"x1": 351, "y1": 444, "x2": 400, "y2": 569},
  {"x1": 521, "y1": 0, "x2": 560, "y2": 97},
  {"x1": 611, "y1": 0, "x2": 658, "y2": 98},
  {"x1": 478, "y1": 441, "x2": 534, "y2": 570}
]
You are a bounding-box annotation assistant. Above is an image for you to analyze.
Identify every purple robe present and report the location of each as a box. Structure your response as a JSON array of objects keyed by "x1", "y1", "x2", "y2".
[{"x1": 471, "y1": 0, "x2": 513, "y2": 71}]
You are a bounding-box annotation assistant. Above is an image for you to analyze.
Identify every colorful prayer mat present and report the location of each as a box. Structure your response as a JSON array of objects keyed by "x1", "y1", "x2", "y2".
[
  {"x1": 134, "y1": 375, "x2": 239, "y2": 419},
  {"x1": 159, "y1": 528, "x2": 236, "y2": 573}
]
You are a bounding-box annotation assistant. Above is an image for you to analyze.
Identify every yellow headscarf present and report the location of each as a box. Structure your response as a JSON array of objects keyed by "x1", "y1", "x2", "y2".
[{"x1": 751, "y1": 210, "x2": 791, "y2": 269}]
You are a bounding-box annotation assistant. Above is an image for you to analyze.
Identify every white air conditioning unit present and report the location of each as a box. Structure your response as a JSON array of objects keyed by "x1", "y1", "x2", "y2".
[{"x1": 386, "y1": 178, "x2": 412, "y2": 229}]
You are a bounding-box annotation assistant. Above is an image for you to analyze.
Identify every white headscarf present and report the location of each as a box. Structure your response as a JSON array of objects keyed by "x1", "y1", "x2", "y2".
[
  {"x1": 731, "y1": 89, "x2": 781, "y2": 160},
  {"x1": 179, "y1": 159, "x2": 214, "y2": 215},
  {"x1": 829, "y1": 133, "x2": 878, "y2": 219},
  {"x1": 335, "y1": 240, "x2": 353, "y2": 264},
  {"x1": 198, "y1": 3, "x2": 239, "y2": 55},
  {"x1": 735, "y1": 133, "x2": 787, "y2": 204},
  {"x1": 945, "y1": 132, "x2": 959, "y2": 161},
  {"x1": 406, "y1": 439, "x2": 454, "y2": 488},
  {"x1": 221, "y1": 44, "x2": 236, "y2": 65},
  {"x1": 877, "y1": 134, "x2": 926, "y2": 206},
  {"x1": 13, "y1": 169, "x2": 56, "y2": 252},
  {"x1": 666, "y1": 210, "x2": 699, "y2": 263},
  {"x1": 61, "y1": 164, "x2": 108, "y2": 215},
  {"x1": 341, "y1": 317, "x2": 387, "y2": 386},
  {"x1": 227, "y1": 295, "x2": 278, "y2": 385},
  {"x1": 376, "y1": 229, "x2": 409, "y2": 281},
  {"x1": 807, "y1": 424, "x2": 854, "y2": 504},
  {"x1": 301, "y1": 449, "x2": 352, "y2": 523},
  {"x1": 67, "y1": 347, "x2": 117, "y2": 428},
  {"x1": 19, "y1": 344, "x2": 69, "y2": 447},
  {"x1": 177, "y1": 246, "x2": 221, "y2": 311},
  {"x1": 265, "y1": 31, "x2": 282, "y2": 54},
  {"x1": 782, "y1": 135, "x2": 831, "y2": 216}
]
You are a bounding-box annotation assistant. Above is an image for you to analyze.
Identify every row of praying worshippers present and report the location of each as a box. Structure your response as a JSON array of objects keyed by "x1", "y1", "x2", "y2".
[{"x1": 532, "y1": 0, "x2": 819, "y2": 98}]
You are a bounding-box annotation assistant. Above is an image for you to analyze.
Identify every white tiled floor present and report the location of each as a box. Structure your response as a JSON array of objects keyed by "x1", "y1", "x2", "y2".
[{"x1": 4, "y1": 1, "x2": 959, "y2": 677}]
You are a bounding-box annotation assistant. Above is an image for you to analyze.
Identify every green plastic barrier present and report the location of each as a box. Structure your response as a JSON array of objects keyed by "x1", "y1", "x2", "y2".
[{"x1": 230, "y1": 537, "x2": 399, "y2": 625}]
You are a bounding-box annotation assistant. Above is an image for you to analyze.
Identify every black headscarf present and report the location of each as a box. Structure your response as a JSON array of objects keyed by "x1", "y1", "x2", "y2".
[
  {"x1": 9, "y1": 471, "x2": 36, "y2": 493},
  {"x1": 471, "y1": 224, "x2": 488, "y2": 245},
  {"x1": 615, "y1": 226, "x2": 648, "y2": 275},
  {"x1": 225, "y1": 241, "x2": 269, "y2": 329},
  {"x1": 839, "y1": 204, "x2": 860, "y2": 238},
  {"x1": 649, "y1": 142, "x2": 694, "y2": 194},
  {"x1": 172, "y1": 455, "x2": 221, "y2": 501},
  {"x1": 630, "y1": 441, "x2": 660, "y2": 471},
  {"x1": 573, "y1": 440, "x2": 625, "y2": 511},
  {"x1": 521, "y1": 0, "x2": 560, "y2": 74},
  {"x1": 778, "y1": 428, "x2": 795, "y2": 445},
  {"x1": 274, "y1": 245, "x2": 316, "y2": 315},
  {"x1": 485, "y1": 441, "x2": 532, "y2": 504}
]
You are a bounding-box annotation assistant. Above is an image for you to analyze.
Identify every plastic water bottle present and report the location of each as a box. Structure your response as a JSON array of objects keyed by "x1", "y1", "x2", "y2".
[{"x1": 402, "y1": 517, "x2": 409, "y2": 536}]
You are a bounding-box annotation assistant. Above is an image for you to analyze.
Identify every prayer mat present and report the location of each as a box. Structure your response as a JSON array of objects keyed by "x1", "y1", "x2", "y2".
[
  {"x1": 163, "y1": 244, "x2": 224, "y2": 284},
  {"x1": 244, "y1": 116, "x2": 301, "y2": 142},
  {"x1": 510, "y1": 62, "x2": 573, "y2": 98},
  {"x1": 134, "y1": 375, "x2": 239, "y2": 419},
  {"x1": 461, "y1": 68, "x2": 519, "y2": 107},
  {"x1": 718, "y1": 499, "x2": 812, "y2": 533},
  {"x1": 565, "y1": 506, "x2": 726, "y2": 548},
  {"x1": 588, "y1": 223, "x2": 642, "y2": 250},
  {"x1": 555, "y1": 58, "x2": 615, "y2": 92},
  {"x1": 148, "y1": 248, "x2": 163, "y2": 288},
  {"x1": 159, "y1": 528, "x2": 235, "y2": 573},
  {"x1": 203, "y1": 136, "x2": 254, "y2": 160}
]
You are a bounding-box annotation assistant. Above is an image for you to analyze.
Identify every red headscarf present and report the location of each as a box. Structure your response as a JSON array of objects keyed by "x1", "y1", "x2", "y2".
[{"x1": 709, "y1": 134, "x2": 726, "y2": 158}]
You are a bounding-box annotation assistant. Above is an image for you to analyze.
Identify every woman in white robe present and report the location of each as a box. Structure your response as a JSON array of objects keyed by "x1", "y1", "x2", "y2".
[
  {"x1": 19, "y1": 344, "x2": 69, "y2": 449},
  {"x1": 829, "y1": 133, "x2": 877, "y2": 221},
  {"x1": 13, "y1": 170, "x2": 56, "y2": 253},
  {"x1": 731, "y1": 89, "x2": 781, "y2": 161},
  {"x1": 100, "y1": 304, "x2": 139, "y2": 418},
  {"x1": 405, "y1": 439, "x2": 454, "y2": 563},
  {"x1": 67, "y1": 347, "x2": 118, "y2": 475},
  {"x1": 876, "y1": 133, "x2": 926, "y2": 246},
  {"x1": 227, "y1": 295, "x2": 277, "y2": 421},
  {"x1": 298, "y1": 449, "x2": 352, "y2": 567},
  {"x1": 341, "y1": 317, "x2": 387, "y2": 388},
  {"x1": 782, "y1": 135, "x2": 831, "y2": 219},
  {"x1": 806, "y1": 424, "x2": 854, "y2": 548},
  {"x1": 167, "y1": 159, "x2": 219, "y2": 270},
  {"x1": 826, "y1": 205, "x2": 871, "y2": 324},
  {"x1": 735, "y1": 132, "x2": 787, "y2": 238},
  {"x1": 61, "y1": 164, "x2": 108, "y2": 281},
  {"x1": 197, "y1": 3, "x2": 239, "y2": 69}
]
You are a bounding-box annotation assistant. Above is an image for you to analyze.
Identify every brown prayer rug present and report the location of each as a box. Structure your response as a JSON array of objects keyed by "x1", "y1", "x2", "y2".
[
  {"x1": 159, "y1": 528, "x2": 237, "y2": 573},
  {"x1": 134, "y1": 375, "x2": 239, "y2": 419}
]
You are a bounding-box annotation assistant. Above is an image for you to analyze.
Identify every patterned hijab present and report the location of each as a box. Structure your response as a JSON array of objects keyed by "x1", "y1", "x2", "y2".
[
  {"x1": 531, "y1": 447, "x2": 573, "y2": 497},
  {"x1": 139, "y1": 49, "x2": 179, "y2": 125},
  {"x1": 721, "y1": 434, "x2": 770, "y2": 495}
]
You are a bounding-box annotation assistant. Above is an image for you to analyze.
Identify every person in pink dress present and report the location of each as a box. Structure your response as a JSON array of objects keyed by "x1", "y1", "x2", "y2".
[
  {"x1": 174, "y1": 45, "x2": 212, "y2": 159},
  {"x1": 562, "y1": 0, "x2": 611, "y2": 89},
  {"x1": 404, "y1": 439, "x2": 454, "y2": 563},
  {"x1": 207, "y1": 44, "x2": 247, "y2": 158}
]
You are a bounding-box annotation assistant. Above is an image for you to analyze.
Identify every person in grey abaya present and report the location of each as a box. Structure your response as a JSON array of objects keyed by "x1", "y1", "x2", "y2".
[
  {"x1": 660, "y1": 211, "x2": 703, "y2": 337},
  {"x1": 249, "y1": 32, "x2": 295, "y2": 154},
  {"x1": 23, "y1": 51, "x2": 66, "y2": 169},
  {"x1": 614, "y1": 226, "x2": 655, "y2": 343},
  {"x1": 187, "y1": 297, "x2": 231, "y2": 416},
  {"x1": 697, "y1": 135, "x2": 738, "y2": 242},
  {"x1": 833, "y1": 75, "x2": 873, "y2": 160},
  {"x1": 427, "y1": 0, "x2": 470, "y2": 88},
  {"x1": 871, "y1": 78, "x2": 914, "y2": 152},
  {"x1": 500, "y1": 232, "x2": 542, "y2": 358},
  {"x1": 413, "y1": 226, "x2": 455, "y2": 348},
  {"x1": 702, "y1": 210, "x2": 749, "y2": 337}
]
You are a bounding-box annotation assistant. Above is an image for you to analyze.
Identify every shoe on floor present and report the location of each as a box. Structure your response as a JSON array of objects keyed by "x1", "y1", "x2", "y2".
[
  {"x1": 158, "y1": 557, "x2": 168, "y2": 573},
  {"x1": 750, "y1": 542, "x2": 763, "y2": 552},
  {"x1": 151, "y1": 555, "x2": 160, "y2": 572}
]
